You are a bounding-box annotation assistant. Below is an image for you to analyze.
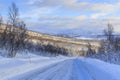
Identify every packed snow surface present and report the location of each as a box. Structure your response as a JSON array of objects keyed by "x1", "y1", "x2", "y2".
[{"x1": 0, "y1": 54, "x2": 120, "y2": 80}]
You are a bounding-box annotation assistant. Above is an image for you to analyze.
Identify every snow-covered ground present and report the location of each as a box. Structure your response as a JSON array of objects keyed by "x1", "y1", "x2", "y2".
[{"x1": 0, "y1": 54, "x2": 120, "y2": 80}]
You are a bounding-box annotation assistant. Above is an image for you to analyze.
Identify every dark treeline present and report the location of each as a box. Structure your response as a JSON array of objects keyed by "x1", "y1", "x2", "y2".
[{"x1": 25, "y1": 42, "x2": 69, "y2": 56}]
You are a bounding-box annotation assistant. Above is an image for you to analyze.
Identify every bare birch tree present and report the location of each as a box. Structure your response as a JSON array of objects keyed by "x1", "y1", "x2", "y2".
[{"x1": 0, "y1": 2, "x2": 28, "y2": 57}]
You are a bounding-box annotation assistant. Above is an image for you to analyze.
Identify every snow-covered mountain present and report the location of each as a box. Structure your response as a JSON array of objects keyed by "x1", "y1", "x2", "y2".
[{"x1": 56, "y1": 28, "x2": 103, "y2": 39}]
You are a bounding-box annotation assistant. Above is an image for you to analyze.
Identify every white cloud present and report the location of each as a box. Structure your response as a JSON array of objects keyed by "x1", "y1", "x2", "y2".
[
  {"x1": 22, "y1": 0, "x2": 120, "y2": 33},
  {"x1": 27, "y1": 0, "x2": 120, "y2": 17},
  {"x1": 25, "y1": 15, "x2": 120, "y2": 33},
  {"x1": 28, "y1": 0, "x2": 60, "y2": 8},
  {"x1": 61, "y1": 0, "x2": 120, "y2": 14},
  {"x1": 91, "y1": 13, "x2": 107, "y2": 19},
  {"x1": 91, "y1": 3, "x2": 116, "y2": 13},
  {"x1": 21, "y1": 7, "x2": 57, "y2": 20},
  {"x1": 75, "y1": 15, "x2": 87, "y2": 20}
]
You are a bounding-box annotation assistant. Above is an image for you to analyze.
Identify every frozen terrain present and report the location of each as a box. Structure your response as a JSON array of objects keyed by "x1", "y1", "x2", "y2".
[{"x1": 0, "y1": 54, "x2": 120, "y2": 80}]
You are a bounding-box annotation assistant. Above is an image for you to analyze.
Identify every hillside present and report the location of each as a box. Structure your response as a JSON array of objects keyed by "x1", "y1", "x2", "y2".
[
  {"x1": 27, "y1": 29, "x2": 103, "y2": 56},
  {"x1": 0, "y1": 24, "x2": 103, "y2": 56}
]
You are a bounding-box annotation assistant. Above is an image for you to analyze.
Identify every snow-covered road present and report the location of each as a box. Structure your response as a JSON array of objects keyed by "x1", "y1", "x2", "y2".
[{"x1": 0, "y1": 55, "x2": 120, "y2": 80}]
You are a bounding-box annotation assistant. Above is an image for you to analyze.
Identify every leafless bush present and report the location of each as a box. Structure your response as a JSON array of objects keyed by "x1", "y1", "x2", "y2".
[
  {"x1": 87, "y1": 43, "x2": 96, "y2": 56},
  {"x1": 104, "y1": 23, "x2": 114, "y2": 50}
]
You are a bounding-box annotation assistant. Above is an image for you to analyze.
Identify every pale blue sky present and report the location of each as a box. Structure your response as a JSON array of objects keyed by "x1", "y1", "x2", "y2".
[{"x1": 0, "y1": 0, "x2": 120, "y2": 34}]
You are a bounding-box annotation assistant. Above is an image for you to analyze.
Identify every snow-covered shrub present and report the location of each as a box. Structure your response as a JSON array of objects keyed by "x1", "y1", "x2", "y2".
[{"x1": 89, "y1": 51, "x2": 120, "y2": 65}]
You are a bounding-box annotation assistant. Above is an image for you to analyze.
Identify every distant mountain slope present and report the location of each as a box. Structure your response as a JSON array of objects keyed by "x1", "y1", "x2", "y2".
[{"x1": 0, "y1": 24, "x2": 103, "y2": 56}]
